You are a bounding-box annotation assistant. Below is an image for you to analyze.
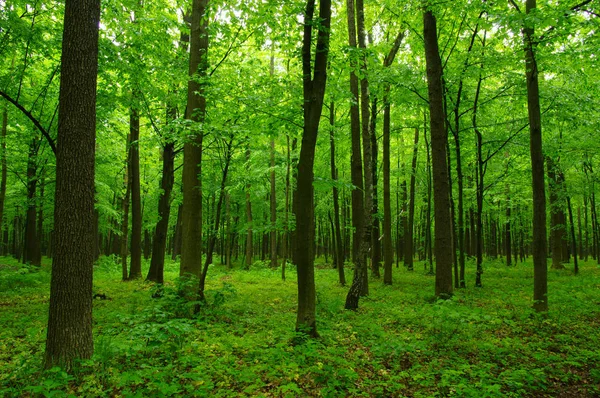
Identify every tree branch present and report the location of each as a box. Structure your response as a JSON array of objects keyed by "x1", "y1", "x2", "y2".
[{"x1": 0, "y1": 90, "x2": 57, "y2": 154}]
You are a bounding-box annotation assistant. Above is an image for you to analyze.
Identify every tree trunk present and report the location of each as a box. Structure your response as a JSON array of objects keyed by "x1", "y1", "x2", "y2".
[
  {"x1": 270, "y1": 138, "x2": 277, "y2": 268},
  {"x1": 128, "y1": 105, "x2": 142, "y2": 279},
  {"x1": 44, "y1": 0, "x2": 100, "y2": 369},
  {"x1": 523, "y1": 0, "x2": 548, "y2": 312},
  {"x1": 423, "y1": 9, "x2": 453, "y2": 298},
  {"x1": 146, "y1": 139, "x2": 174, "y2": 284},
  {"x1": 120, "y1": 135, "x2": 131, "y2": 281},
  {"x1": 344, "y1": 0, "x2": 367, "y2": 310},
  {"x1": 23, "y1": 138, "x2": 41, "y2": 266},
  {"x1": 180, "y1": 0, "x2": 208, "y2": 292},
  {"x1": 370, "y1": 98, "x2": 380, "y2": 278},
  {"x1": 244, "y1": 145, "x2": 253, "y2": 269},
  {"x1": 330, "y1": 102, "x2": 345, "y2": 285},
  {"x1": 506, "y1": 185, "x2": 512, "y2": 267},
  {"x1": 547, "y1": 156, "x2": 565, "y2": 269},
  {"x1": 294, "y1": 0, "x2": 331, "y2": 336},
  {"x1": 566, "y1": 194, "x2": 578, "y2": 274},
  {"x1": 404, "y1": 127, "x2": 419, "y2": 271},
  {"x1": 0, "y1": 104, "x2": 7, "y2": 235}
]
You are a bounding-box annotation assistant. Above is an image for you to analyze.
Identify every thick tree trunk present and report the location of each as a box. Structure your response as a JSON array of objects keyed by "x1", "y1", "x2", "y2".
[
  {"x1": 128, "y1": 106, "x2": 142, "y2": 279},
  {"x1": 423, "y1": 9, "x2": 453, "y2": 298},
  {"x1": 523, "y1": 0, "x2": 548, "y2": 312},
  {"x1": 294, "y1": 0, "x2": 331, "y2": 336},
  {"x1": 44, "y1": 0, "x2": 100, "y2": 369},
  {"x1": 180, "y1": 0, "x2": 208, "y2": 290}
]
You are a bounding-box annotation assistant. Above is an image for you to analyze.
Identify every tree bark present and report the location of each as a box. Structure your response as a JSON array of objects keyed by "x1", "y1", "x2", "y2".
[
  {"x1": 423, "y1": 9, "x2": 453, "y2": 298},
  {"x1": 120, "y1": 135, "x2": 131, "y2": 281},
  {"x1": 0, "y1": 104, "x2": 7, "y2": 238},
  {"x1": 244, "y1": 145, "x2": 253, "y2": 269},
  {"x1": 329, "y1": 102, "x2": 346, "y2": 285},
  {"x1": 270, "y1": 137, "x2": 277, "y2": 269},
  {"x1": 44, "y1": 0, "x2": 100, "y2": 369},
  {"x1": 146, "y1": 139, "x2": 174, "y2": 284},
  {"x1": 128, "y1": 105, "x2": 142, "y2": 279},
  {"x1": 523, "y1": 0, "x2": 548, "y2": 312},
  {"x1": 404, "y1": 127, "x2": 419, "y2": 271},
  {"x1": 180, "y1": 0, "x2": 209, "y2": 291},
  {"x1": 293, "y1": 0, "x2": 331, "y2": 335}
]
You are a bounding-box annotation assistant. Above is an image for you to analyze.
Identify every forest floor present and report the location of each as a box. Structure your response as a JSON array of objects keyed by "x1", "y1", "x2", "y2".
[{"x1": 1, "y1": 255, "x2": 600, "y2": 397}]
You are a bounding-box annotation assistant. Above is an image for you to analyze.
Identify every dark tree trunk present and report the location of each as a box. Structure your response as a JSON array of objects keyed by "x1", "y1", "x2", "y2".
[
  {"x1": 282, "y1": 135, "x2": 291, "y2": 280},
  {"x1": 381, "y1": 31, "x2": 404, "y2": 284},
  {"x1": 345, "y1": 0, "x2": 366, "y2": 309},
  {"x1": 270, "y1": 137, "x2": 277, "y2": 269},
  {"x1": 120, "y1": 135, "x2": 131, "y2": 281},
  {"x1": 44, "y1": 0, "x2": 100, "y2": 369},
  {"x1": 329, "y1": 102, "x2": 346, "y2": 286},
  {"x1": 0, "y1": 104, "x2": 7, "y2": 235},
  {"x1": 171, "y1": 203, "x2": 183, "y2": 260},
  {"x1": 566, "y1": 194, "x2": 578, "y2": 274},
  {"x1": 547, "y1": 156, "x2": 565, "y2": 269},
  {"x1": 244, "y1": 146, "x2": 253, "y2": 269},
  {"x1": 129, "y1": 106, "x2": 142, "y2": 279},
  {"x1": 370, "y1": 98, "x2": 380, "y2": 278},
  {"x1": 197, "y1": 136, "x2": 233, "y2": 304},
  {"x1": 423, "y1": 9, "x2": 453, "y2": 298},
  {"x1": 146, "y1": 140, "x2": 174, "y2": 284},
  {"x1": 404, "y1": 127, "x2": 419, "y2": 271},
  {"x1": 506, "y1": 186, "x2": 512, "y2": 267},
  {"x1": 523, "y1": 0, "x2": 548, "y2": 312},
  {"x1": 293, "y1": 0, "x2": 331, "y2": 336},
  {"x1": 23, "y1": 138, "x2": 41, "y2": 266},
  {"x1": 143, "y1": 229, "x2": 151, "y2": 260},
  {"x1": 180, "y1": 0, "x2": 208, "y2": 294}
]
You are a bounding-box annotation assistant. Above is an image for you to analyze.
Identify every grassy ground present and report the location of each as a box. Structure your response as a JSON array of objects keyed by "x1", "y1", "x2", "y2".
[{"x1": 1, "y1": 255, "x2": 600, "y2": 397}]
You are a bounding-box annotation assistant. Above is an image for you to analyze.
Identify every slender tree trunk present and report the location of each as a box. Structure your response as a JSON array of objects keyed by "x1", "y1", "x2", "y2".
[
  {"x1": 383, "y1": 93, "x2": 393, "y2": 284},
  {"x1": 294, "y1": 0, "x2": 331, "y2": 335},
  {"x1": 566, "y1": 194, "x2": 578, "y2": 274},
  {"x1": 345, "y1": 0, "x2": 366, "y2": 309},
  {"x1": 282, "y1": 135, "x2": 291, "y2": 280},
  {"x1": 404, "y1": 127, "x2": 419, "y2": 271},
  {"x1": 357, "y1": 0, "x2": 372, "y2": 294},
  {"x1": 146, "y1": 137, "x2": 174, "y2": 284},
  {"x1": 129, "y1": 105, "x2": 142, "y2": 279},
  {"x1": 244, "y1": 146, "x2": 253, "y2": 269},
  {"x1": 330, "y1": 102, "x2": 346, "y2": 285},
  {"x1": 23, "y1": 138, "x2": 41, "y2": 266},
  {"x1": 506, "y1": 185, "x2": 512, "y2": 267},
  {"x1": 44, "y1": 0, "x2": 100, "y2": 369},
  {"x1": 180, "y1": 0, "x2": 208, "y2": 294},
  {"x1": 120, "y1": 135, "x2": 132, "y2": 281},
  {"x1": 523, "y1": 0, "x2": 548, "y2": 312},
  {"x1": 270, "y1": 138, "x2": 277, "y2": 268},
  {"x1": 371, "y1": 98, "x2": 381, "y2": 278},
  {"x1": 0, "y1": 104, "x2": 7, "y2": 234},
  {"x1": 547, "y1": 156, "x2": 565, "y2": 269},
  {"x1": 423, "y1": 9, "x2": 453, "y2": 298}
]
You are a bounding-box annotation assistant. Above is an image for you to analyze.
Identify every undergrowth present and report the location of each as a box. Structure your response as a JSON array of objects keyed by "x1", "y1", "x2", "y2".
[{"x1": 1, "y1": 255, "x2": 600, "y2": 397}]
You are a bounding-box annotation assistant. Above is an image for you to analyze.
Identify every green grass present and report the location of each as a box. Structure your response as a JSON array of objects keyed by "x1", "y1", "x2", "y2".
[{"x1": 1, "y1": 254, "x2": 600, "y2": 397}]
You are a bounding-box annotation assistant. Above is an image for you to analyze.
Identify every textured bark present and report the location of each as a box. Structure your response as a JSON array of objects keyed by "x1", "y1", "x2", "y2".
[
  {"x1": 423, "y1": 9, "x2": 453, "y2": 298},
  {"x1": 345, "y1": 0, "x2": 366, "y2": 309},
  {"x1": 44, "y1": 0, "x2": 100, "y2": 369},
  {"x1": 524, "y1": 0, "x2": 548, "y2": 312},
  {"x1": 404, "y1": 127, "x2": 419, "y2": 271},
  {"x1": 120, "y1": 134, "x2": 132, "y2": 281},
  {"x1": 128, "y1": 106, "x2": 142, "y2": 279},
  {"x1": 294, "y1": 0, "x2": 331, "y2": 335},
  {"x1": 180, "y1": 0, "x2": 208, "y2": 286}
]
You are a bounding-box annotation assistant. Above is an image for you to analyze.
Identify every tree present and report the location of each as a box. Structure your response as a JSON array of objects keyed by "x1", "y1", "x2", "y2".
[
  {"x1": 423, "y1": 6, "x2": 453, "y2": 299},
  {"x1": 293, "y1": 0, "x2": 331, "y2": 337},
  {"x1": 180, "y1": 0, "x2": 209, "y2": 292},
  {"x1": 44, "y1": 0, "x2": 100, "y2": 369}
]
